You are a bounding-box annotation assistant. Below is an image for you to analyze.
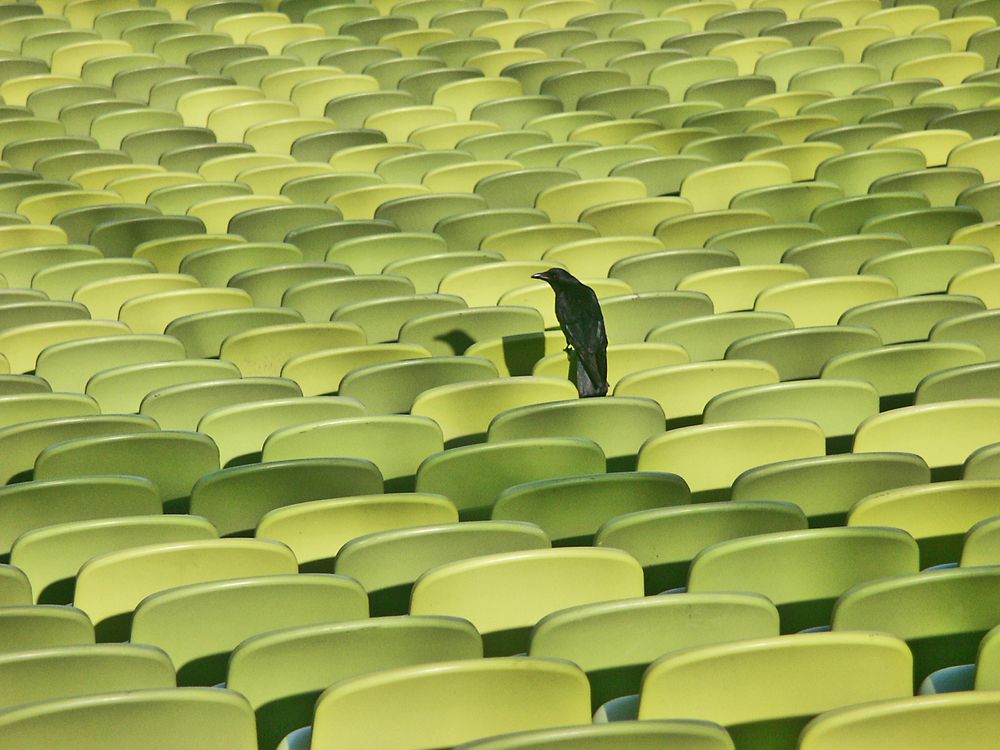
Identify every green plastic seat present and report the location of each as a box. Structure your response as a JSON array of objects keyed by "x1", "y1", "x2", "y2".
[
  {"x1": 0, "y1": 392, "x2": 100, "y2": 430},
  {"x1": 0, "y1": 643, "x2": 175, "y2": 711},
  {"x1": 283, "y1": 658, "x2": 590, "y2": 750},
  {"x1": 411, "y1": 377, "x2": 578, "y2": 447},
  {"x1": 0, "y1": 564, "x2": 31, "y2": 605},
  {"x1": 732, "y1": 453, "x2": 931, "y2": 528},
  {"x1": 636, "y1": 633, "x2": 912, "y2": 747},
  {"x1": 131, "y1": 573, "x2": 366, "y2": 686},
  {"x1": 704, "y1": 379, "x2": 878, "y2": 453},
  {"x1": 916, "y1": 361, "x2": 1000, "y2": 405},
  {"x1": 412, "y1": 547, "x2": 643, "y2": 656},
  {"x1": 821, "y1": 342, "x2": 985, "y2": 409},
  {"x1": 218, "y1": 322, "x2": 364, "y2": 376},
  {"x1": 230, "y1": 616, "x2": 483, "y2": 750},
  {"x1": 74, "y1": 538, "x2": 298, "y2": 641},
  {"x1": 848, "y1": 480, "x2": 1000, "y2": 568},
  {"x1": 0, "y1": 606, "x2": 94, "y2": 655},
  {"x1": 33, "y1": 335, "x2": 185, "y2": 393},
  {"x1": 261, "y1": 416, "x2": 440, "y2": 493},
  {"x1": 332, "y1": 294, "x2": 467, "y2": 344},
  {"x1": 645, "y1": 312, "x2": 792, "y2": 363},
  {"x1": 833, "y1": 566, "x2": 1000, "y2": 687},
  {"x1": 637, "y1": 418, "x2": 826, "y2": 502},
  {"x1": 399, "y1": 306, "x2": 546, "y2": 357},
  {"x1": 139, "y1": 377, "x2": 301, "y2": 431},
  {"x1": 280, "y1": 343, "x2": 432, "y2": 396},
  {"x1": 595, "y1": 501, "x2": 808, "y2": 593},
  {"x1": 0, "y1": 687, "x2": 258, "y2": 750},
  {"x1": 492, "y1": 471, "x2": 687, "y2": 545},
  {"x1": 843, "y1": 295, "x2": 986, "y2": 346},
  {"x1": 962, "y1": 515, "x2": 1000, "y2": 565},
  {"x1": 602, "y1": 292, "x2": 714, "y2": 345},
  {"x1": 283, "y1": 275, "x2": 415, "y2": 323},
  {"x1": 85, "y1": 359, "x2": 241, "y2": 414},
  {"x1": 689, "y1": 527, "x2": 919, "y2": 633},
  {"x1": 189, "y1": 458, "x2": 383, "y2": 538},
  {"x1": 336, "y1": 521, "x2": 549, "y2": 617},
  {"x1": 10, "y1": 515, "x2": 217, "y2": 606},
  {"x1": 799, "y1": 692, "x2": 1000, "y2": 750},
  {"x1": 854, "y1": 399, "x2": 1000, "y2": 480},
  {"x1": 33, "y1": 431, "x2": 220, "y2": 514},
  {"x1": 725, "y1": 325, "x2": 882, "y2": 381}
]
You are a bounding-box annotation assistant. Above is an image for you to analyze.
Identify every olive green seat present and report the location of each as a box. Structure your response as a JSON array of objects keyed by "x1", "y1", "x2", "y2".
[
  {"x1": 0, "y1": 606, "x2": 94, "y2": 656},
  {"x1": 646, "y1": 312, "x2": 793, "y2": 363},
  {"x1": 832, "y1": 566, "x2": 1000, "y2": 687},
  {"x1": 189, "y1": 458, "x2": 383, "y2": 538},
  {"x1": 85, "y1": 359, "x2": 241, "y2": 414},
  {"x1": 635, "y1": 633, "x2": 913, "y2": 749},
  {"x1": 411, "y1": 547, "x2": 644, "y2": 656},
  {"x1": 0, "y1": 688, "x2": 258, "y2": 750},
  {"x1": 530, "y1": 593, "x2": 779, "y2": 709},
  {"x1": 732, "y1": 452, "x2": 930, "y2": 527},
  {"x1": 139, "y1": 377, "x2": 302, "y2": 431},
  {"x1": 725, "y1": 325, "x2": 883, "y2": 381},
  {"x1": 842, "y1": 295, "x2": 986, "y2": 345},
  {"x1": 9, "y1": 515, "x2": 218, "y2": 606},
  {"x1": 131, "y1": 573, "x2": 367, "y2": 686},
  {"x1": 229, "y1": 616, "x2": 484, "y2": 750},
  {"x1": 456, "y1": 721, "x2": 735, "y2": 750}
]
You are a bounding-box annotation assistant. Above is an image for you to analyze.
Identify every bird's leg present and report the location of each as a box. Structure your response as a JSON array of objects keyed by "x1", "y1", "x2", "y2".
[{"x1": 564, "y1": 343, "x2": 574, "y2": 354}]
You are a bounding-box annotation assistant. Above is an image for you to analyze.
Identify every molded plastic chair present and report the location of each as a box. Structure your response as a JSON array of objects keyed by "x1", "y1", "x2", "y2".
[
  {"x1": 411, "y1": 547, "x2": 643, "y2": 656},
  {"x1": 10, "y1": 515, "x2": 218, "y2": 606},
  {"x1": 842, "y1": 295, "x2": 985, "y2": 346},
  {"x1": 725, "y1": 325, "x2": 882, "y2": 380},
  {"x1": 189, "y1": 458, "x2": 383, "y2": 538},
  {"x1": 833, "y1": 566, "x2": 1000, "y2": 687},
  {"x1": 798, "y1": 692, "x2": 1000, "y2": 750},
  {"x1": 731, "y1": 452, "x2": 930, "y2": 528},
  {"x1": 0, "y1": 605, "x2": 94, "y2": 656},
  {"x1": 635, "y1": 632, "x2": 912, "y2": 748},
  {"x1": 0, "y1": 688, "x2": 258, "y2": 750},
  {"x1": 854, "y1": 399, "x2": 1000, "y2": 480},
  {"x1": 688, "y1": 527, "x2": 919, "y2": 633},
  {"x1": 637, "y1": 419, "x2": 826, "y2": 502},
  {"x1": 230, "y1": 616, "x2": 484, "y2": 750},
  {"x1": 130, "y1": 573, "x2": 367, "y2": 686},
  {"x1": 74, "y1": 539, "x2": 298, "y2": 641},
  {"x1": 848, "y1": 480, "x2": 1000, "y2": 568}
]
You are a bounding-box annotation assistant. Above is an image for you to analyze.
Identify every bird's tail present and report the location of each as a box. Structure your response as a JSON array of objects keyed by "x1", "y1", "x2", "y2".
[{"x1": 574, "y1": 353, "x2": 609, "y2": 398}]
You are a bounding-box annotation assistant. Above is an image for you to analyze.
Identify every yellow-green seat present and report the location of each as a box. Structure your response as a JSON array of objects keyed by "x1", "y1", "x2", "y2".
[
  {"x1": 85, "y1": 359, "x2": 241, "y2": 414},
  {"x1": 0, "y1": 606, "x2": 94, "y2": 656},
  {"x1": 637, "y1": 418, "x2": 826, "y2": 501},
  {"x1": 646, "y1": 312, "x2": 792, "y2": 362},
  {"x1": 731, "y1": 452, "x2": 931, "y2": 528},
  {"x1": 725, "y1": 325, "x2": 883, "y2": 380},
  {"x1": 139, "y1": 376, "x2": 301, "y2": 431}
]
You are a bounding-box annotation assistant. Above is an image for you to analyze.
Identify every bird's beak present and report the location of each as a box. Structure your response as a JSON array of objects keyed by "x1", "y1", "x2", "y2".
[{"x1": 531, "y1": 272, "x2": 548, "y2": 281}]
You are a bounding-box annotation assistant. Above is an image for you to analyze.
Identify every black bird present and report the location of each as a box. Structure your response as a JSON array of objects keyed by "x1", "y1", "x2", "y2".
[{"x1": 532, "y1": 268, "x2": 609, "y2": 398}]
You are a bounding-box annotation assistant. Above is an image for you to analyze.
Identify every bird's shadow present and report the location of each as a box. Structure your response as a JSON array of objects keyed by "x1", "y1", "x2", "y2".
[{"x1": 433, "y1": 330, "x2": 475, "y2": 355}]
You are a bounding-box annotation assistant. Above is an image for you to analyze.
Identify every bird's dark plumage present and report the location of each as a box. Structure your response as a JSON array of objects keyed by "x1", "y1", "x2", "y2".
[{"x1": 532, "y1": 268, "x2": 609, "y2": 398}]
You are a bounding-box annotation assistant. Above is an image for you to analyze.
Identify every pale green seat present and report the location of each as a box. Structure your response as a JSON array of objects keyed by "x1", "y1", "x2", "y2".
[
  {"x1": 931, "y1": 309, "x2": 1000, "y2": 359},
  {"x1": 0, "y1": 643, "x2": 175, "y2": 712},
  {"x1": 637, "y1": 419, "x2": 826, "y2": 502},
  {"x1": 0, "y1": 393, "x2": 99, "y2": 430},
  {"x1": 326, "y1": 232, "x2": 447, "y2": 275},
  {"x1": 336, "y1": 521, "x2": 550, "y2": 617},
  {"x1": 0, "y1": 606, "x2": 94, "y2": 655},
  {"x1": 602, "y1": 291, "x2": 714, "y2": 345},
  {"x1": 0, "y1": 688, "x2": 258, "y2": 750},
  {"x1": 218, "y1": 323, "x2": 367, "y2": 377},
  {"x1": 635, "y1": 633, "x2": 913, "y2": 749},
  {"x1": 398, "y1": 306, "x2": 546, "y2": 356},
  {"x1": 530, "y1": 593, "x2": 778, "y2": 709},
  {"x1": 189, "y1": 458, "x2": 383, "y2": 538},
  {"x1": 261, "y1": 416, "x2": 441, "y2": 492},
  {"x1": 9, "y1": 515, "x2": 217, "y2": 606},
  {"x1": 74, "y1": 538, "x2": 298, "y2": 641},
  {"x1": 646, "y1": 312, "x2": 793, "y2": 363},
  {"x1": 832, "y1": 566, "x2": 1000, "y2": 687},
  {"x1": 281, "y1": 343, "x2": 432, "y2": 396},
  {"x1": 798, "y1": 693, "x2": 1000, "y2": 750},
  {"x1": 177, "y1": 242, "x2": 304, "y2": 287},
  {"x1": 0, "y1": 375, "x2": 49, "y2": 397},
  {"x1": 464, "y1": 331, "x2": 567, "y2": 377},
  {"x1": 165, "y1": 307, "x2": 306, "y2": 359},
  {"x1": 411, "y1": 547, "x2": 644, "y2": 656},
  {"x1": 33, "y1": 432, "x2": 219, "y2": 514},
  {"x1": 0, "y1": 564, "x2": 31, "y2": 605},
  {"x1": 810, "y1": 192, "x2": 929, "y2": 235},
  {"x1": 230, "y1": 616, "x2": 484, "y2": 750},
  {"x1": 416, "y1": 437, "x2": 606, "y2": 520},
  {"x1": 131, "y1": 573, "x2": 367, "y2": 686},
  {"x1": 139, "y1": 377, "x2": 302, "y2": 431},
  {"x1": 689, "y1": 527, "x2": 919, "y2": 633},
  {"x1": 282, "y1": 275, "x2": 415, "y2": 323},
  {"x1": 918, "y1": 362, "x2": 1000, "y2": 404},
  {"x1": 725, "y1": 325, "x2": 882, "y2": 381},
  {"x1": 0, "y1": 415, "x2": 158, "y2": 485},
  {"x1": 279, "y1": 658, "x2": 590, "y2": 750},
  {"x1": 493, "y1": 472, "x2": 688, "y2": 546},
  {"x1": 332, "y1": 293, "x2": 467, "y2": 344},
  {"x1": 256, "y1": 493, "x2": 458, "y2": 572},
  {"x1": 821, "y1": 342, "x2": 986, "y2": 409},
  {"x1": 85, "y1": 359, "x2": 241, "y2": 414},
  {"x1": 964, "y1": 442, "x2": 1000, "y2": 481},
  {"x1": 854, "y1": 399, "x2": 1000, "y2": 480},
  {"x1": 703, "y1": 379, "x2": 878, "y2": 453},
  {"x1": 754, "y1": 276, "x2": 898, "y2": 328},
  {"x1": 848, "y1": 480, "x2": 1000, "y2": 568},
  {"x1": 338, "y1": 356, "x2": 499, "y2": 415},
  {"x1": 609, "y1": 250, "x2": 739, "y2": 294},
  {"x1": 33, "y1": 334, "x2": 184, "y2": 393},
  {"x1": 411, "y1": 377, "x2": 578, "y2": 447},
  {"x1": 962, "y1": 516, "x2": 1000, "y2": 566},
  {"x1": 0, "y1": 319, "x2": 131, "y2": 374},
  {"x1": 732, "y1": 452, "x2": 930, "y2": 528},
  {"x1": 842, "y1": 295, "x2": 986, "y2": 345},
  {"x1": 676, "y1": 265, "x2": 809, "y2": 315},
  {"x1": 197, "y1": 396, "x2": 365, "y2": 467}
]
